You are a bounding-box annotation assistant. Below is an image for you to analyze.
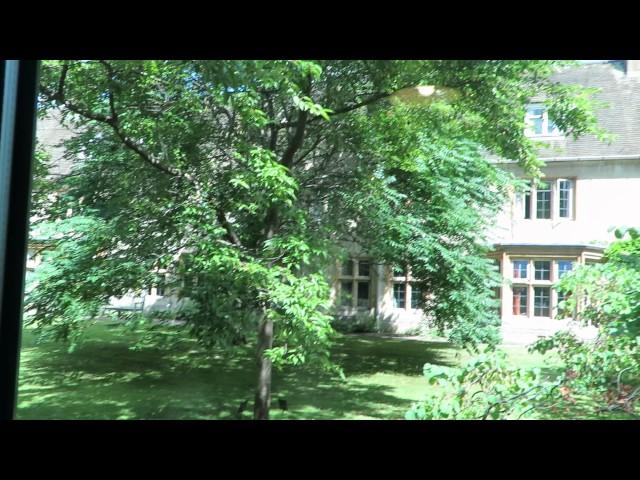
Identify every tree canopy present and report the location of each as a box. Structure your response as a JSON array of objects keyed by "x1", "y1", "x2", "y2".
[{"x1": 28, "y1": 60, "x2": 603, "y2": 418}]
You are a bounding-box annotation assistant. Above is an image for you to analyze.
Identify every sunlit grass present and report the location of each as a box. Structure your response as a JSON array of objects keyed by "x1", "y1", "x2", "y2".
[{"x1": 14, "y1": 323, "x2": 620, "y2": 420}]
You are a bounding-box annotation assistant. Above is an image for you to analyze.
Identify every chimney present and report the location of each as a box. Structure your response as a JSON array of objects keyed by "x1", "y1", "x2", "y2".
[{"x1": 625, "y1": 60, "x2": 640, "y2": 77}]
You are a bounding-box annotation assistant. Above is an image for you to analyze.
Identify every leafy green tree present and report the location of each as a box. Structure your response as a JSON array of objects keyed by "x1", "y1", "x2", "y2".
[
  {"x1": 531, "y1": 227, "x2": 640, "y2": 417},
  {"x1": 405, "y1": 350, "x2": 563, "y2": 420},
  {"x1": 28, "y1": 60, "x2": 601, "y2": 419}
]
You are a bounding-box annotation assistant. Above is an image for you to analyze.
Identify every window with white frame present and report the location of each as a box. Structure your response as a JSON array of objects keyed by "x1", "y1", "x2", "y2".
[
  {"x1": 558, "y1": 179, "x2": 573, "y2": 218},
  {"x1": 516, "y1": 178, "x2": 574, "y2": 220},
  {"x1": 525, "y1": 104, "x2": 560, "y2": 137},
  {"x1": 338, "y1": 258, "x2": 371, "y2": 309},
  {"x1": 536, "y1": 181, "x2": 551, "y2": 219},
  {"x1": 392, "y1": 265, "x2": 421, "y2": 311}
]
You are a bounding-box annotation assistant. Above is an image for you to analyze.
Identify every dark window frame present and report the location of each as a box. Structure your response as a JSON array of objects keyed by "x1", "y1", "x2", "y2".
[{"x1": 0, "y1": 60, "x2": 40, "y2": 420}]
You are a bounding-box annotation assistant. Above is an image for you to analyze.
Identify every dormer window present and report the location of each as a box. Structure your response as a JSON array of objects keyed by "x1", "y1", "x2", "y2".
[{"x1": 525, "y1": 104, "x2": 560, "y2": 137}]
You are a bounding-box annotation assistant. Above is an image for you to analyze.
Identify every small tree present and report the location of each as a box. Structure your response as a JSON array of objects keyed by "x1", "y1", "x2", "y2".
[
  {"x1": 28, "y1": 60, "x2": 603, "y2": 418},
  {"x1": 531, "y1": 227, "x2": 640, "y2": 417}
]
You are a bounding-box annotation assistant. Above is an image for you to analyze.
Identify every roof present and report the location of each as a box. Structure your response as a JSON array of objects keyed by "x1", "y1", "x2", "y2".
[
  {"x1": 493, "y1": 243, "x2": 605, "y2": 250},
  {"x1": 490, "y1": 61, "x2": 640, "y2": 163}
]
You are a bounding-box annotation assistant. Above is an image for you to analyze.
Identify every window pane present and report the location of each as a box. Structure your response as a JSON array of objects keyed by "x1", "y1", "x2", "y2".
[
  {"x1": 340, "y1": 281, "x2": 352, "y2": 306},
  {"x1": 393, "y1": 283, "x2": 405, "y2": 308},
  {"x1": 558, "y1": 260, "x2": 573, "y2": 278},
  {"x1": 358, "y1": 260, "x2": 370, "y2": 277},
  {"x1": 534, "y1": 287, "x2": 550, "y2": 316},
  {"x1": 513, "y1": 260, "x2": 528, "y2": 279},
  {"x1": 341, "y1": 260, "x2": 353, "y2": 276},
  {"x1": 536, "y1": 182, "x2": 551, "y2": 219},
  {"x1": 513, "y1": 286, "x2": 528, "y2": 316},
  {"x1": 357, "y1": 281, "x2": 369, "y2": 307},
  {"x1": 534, "y1": 261, "x2": 551, "y2": 280},
  {"x1": 559, "y1": 180, "x2": 572, "y2": 218},
  {"x1": 410, "y1": 283, "x2": 421, "y2": 309},
  {"x1": 533, "y1": 117, "x2": 543, "y2": 134},
  {"x1": 524, "y1": 191, "x2": 531, "y2": 219}
]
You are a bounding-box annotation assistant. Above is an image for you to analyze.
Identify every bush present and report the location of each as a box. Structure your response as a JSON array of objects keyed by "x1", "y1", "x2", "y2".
[
  {"x1": 529, "y1": 227, "x2": 640, "y2": 417},
  {"x1": 331, "y1": 313, "x2": 377, "y2": 334},
  {"x1": 406, "y1": 349, "x2": 562, "y2": 420}
]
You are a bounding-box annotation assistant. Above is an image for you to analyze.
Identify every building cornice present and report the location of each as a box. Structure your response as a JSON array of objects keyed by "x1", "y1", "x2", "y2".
[{"x1": 490, "y1": 154, "x2": 640, "y2": 165}]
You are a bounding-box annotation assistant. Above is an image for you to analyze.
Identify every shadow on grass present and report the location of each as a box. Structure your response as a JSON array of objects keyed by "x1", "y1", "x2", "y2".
[{"x1": 17, "y1": 327, "x2": 461, "y2": 420}]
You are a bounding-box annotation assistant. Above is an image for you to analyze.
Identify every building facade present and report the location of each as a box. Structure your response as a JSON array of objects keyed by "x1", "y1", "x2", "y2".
[{"x1": 332, "y1": 61, "x2": 640, "y2": 339}]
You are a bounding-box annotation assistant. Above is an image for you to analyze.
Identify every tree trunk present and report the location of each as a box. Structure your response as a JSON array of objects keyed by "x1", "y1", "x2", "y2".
[{"x1": 253, "y1": 314, "x2": 274, "y2": 420}]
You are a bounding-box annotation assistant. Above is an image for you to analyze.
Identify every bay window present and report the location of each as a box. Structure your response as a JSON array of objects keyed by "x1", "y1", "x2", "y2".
[{"x1": 510, "y1": 258, "x2": 576, "y2": 319}]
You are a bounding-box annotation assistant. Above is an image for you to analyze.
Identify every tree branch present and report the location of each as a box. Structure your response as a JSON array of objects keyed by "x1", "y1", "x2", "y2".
[
  {"x1": 216, "y1": 210, "x2": 242, "y2": 247},
  {"x1": 274, "y1": 90, "x2": 394, "y2": 129},
  {"x1": 42, "y1": 62, "x2": 245, "y2": 250}
]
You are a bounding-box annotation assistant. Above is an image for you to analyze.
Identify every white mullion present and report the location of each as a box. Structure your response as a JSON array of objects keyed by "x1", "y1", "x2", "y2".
[{"x1": 531, "y1": 183, "x2": 537, "y2": 220}]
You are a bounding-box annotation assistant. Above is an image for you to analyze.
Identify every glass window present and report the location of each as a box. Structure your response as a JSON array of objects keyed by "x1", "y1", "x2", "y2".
[
  {"x1": 526, "y1": 105, "x2": 560, "y2": 136},
  {"x1": 524, "y1": 190, "x2": 531, "y2": 219},
  {"x1": 536, "y1": 181, "x2": 551, "y2": 219},
  {"x1": 357, "y1": 281, "x2": 369, "y2": 308},
  {"x1": 532, "y1": 116, "x2": 543, "y2": 134},
  {"x1": 410, "y1": 283, "x2": 421, "y2": 309},
  {"x1": 512, "y1": 286, "x2": 528, "y2": 316},
  {"x1": 558, "y1": 180, "x2": 572, "y2": 218},
  {"x1": 358, "y1": 260, "x2": 370, "y2": 277},
  {"x1": 526, "y1": 106, "x2": 544, "y2": 135},
  {"x1": 393, "y1": 283, "x2": 405, "y2": 308},
  {"x1": 534, "y1": 287, "x2": 550, "y2": 317},
  {"x1": 340, "y1": 281, "x2": 352, "y2": 306},
  {"x1": 558, "y1": 260, "x2": 573, "y2": 278},
  {"x1": 513, "y1": 260, "x2": 528, "y2": 279},
  {"x1": 534, "y1": 261, "x2": 551, "y2": 280},
  {"x1": 341, "y1": 260, "x2": 353, "y2": 276}
]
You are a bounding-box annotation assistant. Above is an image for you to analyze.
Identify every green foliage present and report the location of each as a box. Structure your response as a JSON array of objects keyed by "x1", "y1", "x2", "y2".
[
  {"x1": 337, "y1": 136, "x2": 508, "y2": 347},
  {"x1": 331, "y1": 314, "x2": 377, "y2": 334},
  {"x1": 406, "y1": 349, "x2": 562, "y2": 420},
  {"x1": 30, "y1": 60, "x2": 602, "y2": 393},
  {"x1": 530, "y1": 228, "x2": 640, "y2": 416}
]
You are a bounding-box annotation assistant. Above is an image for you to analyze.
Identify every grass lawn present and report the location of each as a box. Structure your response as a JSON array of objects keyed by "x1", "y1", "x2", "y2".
[{"x1": 15, "y1": 322, "x2": 616, "y2": 420}]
